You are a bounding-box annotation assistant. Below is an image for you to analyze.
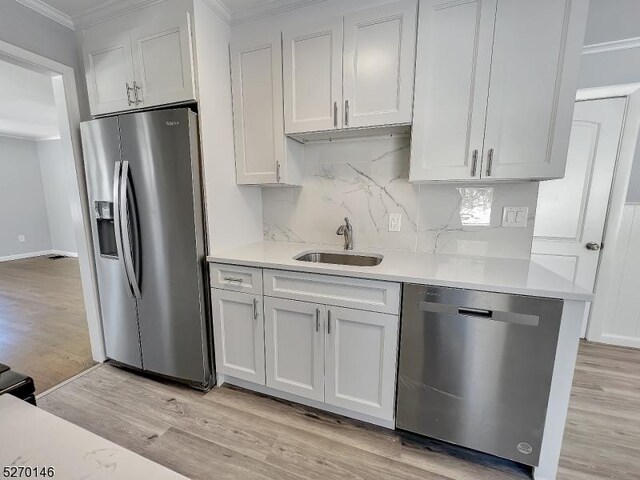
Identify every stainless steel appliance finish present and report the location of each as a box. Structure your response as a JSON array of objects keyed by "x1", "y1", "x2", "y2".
[
  {"x1": 396, "y1": 284, "x2": 563, "y2": 466},
  {"x1": 294, "y1": 251, "x2": 383, "y2": 266},
  {"x1": 81, "y1": 108, "x2": 213, "y2": 389}
]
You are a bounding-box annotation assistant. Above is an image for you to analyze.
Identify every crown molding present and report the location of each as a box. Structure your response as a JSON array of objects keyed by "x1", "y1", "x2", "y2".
[
  {"x1": 201, "y1": 0, "x2": 232, "y2": 23},
  {"x1": 230, "y1": 0, "x2": 327, "y2": 26},
  {"x1": 13, "y1": 0, "x2": 74, "y2": 30},
  {"x1": 583, "y1": 37, "x2": 640, "y2": 55},
  {"x1": 73, "y1": 0, "x2": 169, "y2": 30}
]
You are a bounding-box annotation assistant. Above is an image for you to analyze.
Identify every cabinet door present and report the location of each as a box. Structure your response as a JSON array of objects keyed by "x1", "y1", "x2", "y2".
[
  {"x1": 342, "y1": 0, "x2": 417, "y2": 128},
  {"x1": 130, "y1": 12, "x2": 195, "y2": 108},
  {"x1": 264, "y1": 297, "x2": 325, "y2": 401},
  {"x1": 283, "y1": 18, "x2": 343, "y2": 134},
  {"x1": 84, "y1": 30, "x2": 136, "y2": 116},
  {"x1": 211, "y1": 289, "x2": 265, "y2": 385},
  {"x1": 481, "y1": 0, "x2": 589, "y2": 180},
  {"x1": 409, "y1": 0, "x2": 497, "y2": 182},
  {"x1": 325, "y1": 307, "x2": 398, "y2": 421},
  {"x1": 231, "y1": 32, "x2": 283, "y2": 185}
]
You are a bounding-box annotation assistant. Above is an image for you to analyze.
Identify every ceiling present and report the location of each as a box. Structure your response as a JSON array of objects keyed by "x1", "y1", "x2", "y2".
[{"x1": 0, "y1": 61, "x2": 60, "y2": 141}]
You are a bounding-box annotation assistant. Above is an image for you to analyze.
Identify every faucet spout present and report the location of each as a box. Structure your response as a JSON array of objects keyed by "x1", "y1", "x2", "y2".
[{"x1": 336, "y1": 217, "x2": 353, "y2": 250}]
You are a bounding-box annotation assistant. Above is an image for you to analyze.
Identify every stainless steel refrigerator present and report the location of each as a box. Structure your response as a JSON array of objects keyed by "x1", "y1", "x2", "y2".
[{"x1": 80, "y1": 108, "x2": 213, "y2": 389}]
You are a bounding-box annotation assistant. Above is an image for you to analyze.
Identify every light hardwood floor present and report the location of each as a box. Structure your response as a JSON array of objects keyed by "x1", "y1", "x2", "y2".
[
  {"x1": 0, "y1": 256, "x2": 95, "y2": 393},
  {"x1": 37, "y1": 341, "x2": 640, "y2": 479}
]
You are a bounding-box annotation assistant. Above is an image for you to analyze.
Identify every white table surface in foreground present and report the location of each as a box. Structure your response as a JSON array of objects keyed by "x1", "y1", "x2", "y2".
[{"x1": 0, "y1": 395, "x2": 186, "y2": 480}]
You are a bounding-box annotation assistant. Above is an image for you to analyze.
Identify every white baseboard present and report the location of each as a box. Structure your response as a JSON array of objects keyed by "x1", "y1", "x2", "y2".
[
  {"x1": 0, "y1": 249, "x2": 79, "y2": 262},
  {"x1": 50, "y1": 250, "x2": 79, "y2": 258}
]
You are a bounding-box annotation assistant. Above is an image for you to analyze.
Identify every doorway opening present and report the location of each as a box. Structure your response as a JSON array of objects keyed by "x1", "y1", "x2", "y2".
[{"x1": 0, "y1": 41, "x2": 105, "y2": 396}]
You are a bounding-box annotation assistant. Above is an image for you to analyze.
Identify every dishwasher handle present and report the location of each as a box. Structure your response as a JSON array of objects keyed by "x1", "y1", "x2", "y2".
[
  {"x1": 419, "y1": 301, "x2": 539, "y2": 327},
  {"x1": 458, "y1": 307, "x2": 492, "y2": 318}
]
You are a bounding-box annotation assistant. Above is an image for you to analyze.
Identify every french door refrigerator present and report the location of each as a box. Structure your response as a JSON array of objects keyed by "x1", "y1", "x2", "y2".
[{"x1": 80, "y1": 108, "x2": 214, "y2": 389}]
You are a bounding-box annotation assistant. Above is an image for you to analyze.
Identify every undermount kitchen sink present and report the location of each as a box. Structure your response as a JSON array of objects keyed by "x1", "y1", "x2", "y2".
[{"x1": 294, "y1": 251, "x2": 383, "y2": 267}]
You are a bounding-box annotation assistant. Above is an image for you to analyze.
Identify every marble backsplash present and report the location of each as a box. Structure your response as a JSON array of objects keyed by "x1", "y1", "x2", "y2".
[{"x1": 262, "y1": 136, "x2": 539, "y2": 259}]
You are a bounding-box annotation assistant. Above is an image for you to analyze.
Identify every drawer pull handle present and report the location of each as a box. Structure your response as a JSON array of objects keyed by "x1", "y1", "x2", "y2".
[
  {"x1": 253, "y1": 298, "x2": 258, "y2": 320},
  {"x1": 316, "y1": 308, "x2": 320, "y2": 332},
  {"x1": 223, "y1": 276, "x2": 244, "y2": 283},
  {"x1": 327, "y1": 309, "x2": 332, "y2": 334}
]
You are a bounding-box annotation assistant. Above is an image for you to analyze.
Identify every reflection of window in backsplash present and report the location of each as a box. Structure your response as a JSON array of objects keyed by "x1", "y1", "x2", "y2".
[
  {"x1": 261, "y1": 136, "x2": 540, "y2": 259},
  {"x1": 458, "y1": 187, "x2": 493, "y2": 227}
]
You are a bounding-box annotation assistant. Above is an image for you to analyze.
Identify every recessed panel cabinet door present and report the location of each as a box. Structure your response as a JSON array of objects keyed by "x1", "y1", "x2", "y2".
[
  {"x1": 481, "y1": 0, "x2": 589, "y2": 180},
  {"x1": 131, "y1": 14, "x2": 195, "y2": 108},
  {"x1": 84, "y1": 32, "x2": 136, "y2": 115},
  {"x1": 409, "y1": 0, "x2": 497, "y2": 182},
  {"x1": 264, "y1": 298, "x2": 325, "y2": 401},
  {"x1": 342, "y1": 0, "x2": 417, "y2": 128},
  {"x1": 211, "y1": 289, "x2": 265, "y2": 385},
  {"x1": 283, "y1": 18, "x2": 343, "y2": 134},
  {"x1": 231, "y1": 32, "x2": 282, "y2": 185},
  {"x1": 325, "y1": 307, "x2": 398, "y2": 421}
]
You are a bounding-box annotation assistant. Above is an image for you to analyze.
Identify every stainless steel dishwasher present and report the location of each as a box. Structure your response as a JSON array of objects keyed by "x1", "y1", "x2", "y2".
[{"x1": 396, "y1": 284, "x2": 564, "y2": 466}]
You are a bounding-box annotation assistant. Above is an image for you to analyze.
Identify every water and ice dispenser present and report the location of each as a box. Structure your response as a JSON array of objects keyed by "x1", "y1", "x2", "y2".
[{"x1": 94, "y1": 201, "x2": 117, "y2": 258}]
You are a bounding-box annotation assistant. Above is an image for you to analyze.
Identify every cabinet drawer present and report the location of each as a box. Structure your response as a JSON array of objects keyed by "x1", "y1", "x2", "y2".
[
  {"x1": 264, "y1": 269, "x2": 400, "y2": 315},
  {"x1": 210, "y1": 263, "x2": 263, "y2": 294}
]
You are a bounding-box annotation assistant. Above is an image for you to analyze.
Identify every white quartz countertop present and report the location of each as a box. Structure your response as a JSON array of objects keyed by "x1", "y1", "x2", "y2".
[
  {"x1": 207, "y1": 241, "x2": 593, "y2": 302},
  {"x1": 0, "y1": 395, "x2": 186, "y2": 480}
]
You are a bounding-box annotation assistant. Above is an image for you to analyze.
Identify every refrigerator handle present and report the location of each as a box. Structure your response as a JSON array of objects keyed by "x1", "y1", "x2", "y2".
[
  {"x1": 119, "y1": 161, "x2": 142, "y2": 299},
  {"x1": 113, "y1": 161, "x2": 134, "y2": 297}
]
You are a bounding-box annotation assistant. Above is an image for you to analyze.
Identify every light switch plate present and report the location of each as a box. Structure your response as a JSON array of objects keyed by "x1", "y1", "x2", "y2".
[
  {"x1": 389, "y1": 214, "x2": 402, "y2": 232},
  {"x1": 502, "y1": 207, "x2": 528, "y2": 228}
]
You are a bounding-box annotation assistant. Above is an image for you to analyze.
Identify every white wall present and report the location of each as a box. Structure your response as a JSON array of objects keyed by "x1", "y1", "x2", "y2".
[
  {"x1": 193, "y1": 0, "x2": 263, "y2": 253},
  {"x1": 0, "y1": 136, "x2": 51, "y2": 258},
  {"x1": 38, "y1": 139, "x2": 77, "y2": 254},
  {"x1": 0, "y1": 1, "x2": 90, "y2": 120}
]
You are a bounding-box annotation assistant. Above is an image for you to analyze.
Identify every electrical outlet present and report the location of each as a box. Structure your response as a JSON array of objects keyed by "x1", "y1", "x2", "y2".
[
  {"x1": 502, "y1": 207, "x2": 528, "y2": 228},
  {"x1": 18, "y1": 235, "x2": 26, "y2": 243},
  {"x1": 389, "y1": 214, "x2": 402, "y2": 232}
]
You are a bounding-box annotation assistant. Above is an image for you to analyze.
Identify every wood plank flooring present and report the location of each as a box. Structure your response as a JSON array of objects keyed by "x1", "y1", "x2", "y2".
[
  {"x1": 0, "y1": 256, "x2": 94, "y2": 393},
  {"x1": 37, "y1": 341, "x2": 640, "y2": 479}
]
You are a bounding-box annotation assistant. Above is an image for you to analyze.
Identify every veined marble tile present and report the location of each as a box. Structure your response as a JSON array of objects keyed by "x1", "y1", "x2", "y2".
[{"x1": 262, "y1": 136, "x2": 539, "y2": 259}]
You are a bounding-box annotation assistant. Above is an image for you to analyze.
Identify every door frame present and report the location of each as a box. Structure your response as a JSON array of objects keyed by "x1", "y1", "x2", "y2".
[
  {"x1": 0, "y1": 40, "x2": 106, "y2": 362},
  {"x1": 576, "y1": 84, "x2": 640, "y2": 343}
]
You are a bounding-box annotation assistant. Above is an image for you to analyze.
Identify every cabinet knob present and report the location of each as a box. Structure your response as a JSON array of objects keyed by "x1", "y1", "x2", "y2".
[{"x1": 586, "y1": 242, "x2": 601, "y2": 251}]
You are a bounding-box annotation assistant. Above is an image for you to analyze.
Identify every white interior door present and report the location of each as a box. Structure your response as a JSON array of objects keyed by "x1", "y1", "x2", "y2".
[
  {"x1": 283, "y1": 18, "x2": 343, "y2": 134},
  {"x1": 342, "y1": 0, "x2": 417, "y2": 128},
  {"x1": 264, "y1": 297, "x2": 325, "y2": 401},
  {"x1": 532, "y1": 97, "x2": 627, "y2": 335},
  {"x1": 409, "y1": 0, "x2": 497, "y2": 182}
]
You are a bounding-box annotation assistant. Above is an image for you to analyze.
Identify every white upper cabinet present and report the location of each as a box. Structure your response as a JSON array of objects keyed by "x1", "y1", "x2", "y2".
[
  {"x1": 482, "y1": 0, "x2": 588, "y2": 180},
  {"x1": 84, "y1": 25, "x2": 136, "y2": 116},
  {"x1": 130, "y1": 6, "x2": 194, "y2": 108},
  {"x1": 82, "y1": 0, "x2": 195, "y2": 116},
  {"x1": 283, "y1": 0, "x2": 417, "y2": 135},
  {"x1": 264, "y1": 297, "x2": 325, "y2": 401},
  {"x1": 283, "y1": 18, "x2": 344, "y2": 134},
  {"x1": 231, "y1": 32, "x2": 304, "y2": 185},
  {"x1": 342, "y1": 0, "x2": 417, "y2": 128},
  {"x1": 409, "y1": 0, "x2": 496, "y2": 182},
  {"x1": 410, "y1": 0, "x2": 589, "y2": 182}
]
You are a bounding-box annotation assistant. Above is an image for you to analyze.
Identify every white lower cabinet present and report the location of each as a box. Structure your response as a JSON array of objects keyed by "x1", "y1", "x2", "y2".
[
  {"x1": 211, "y1": 288, "x2": 265, "y2": 385},
  {"x1": 325, "y1": 307, "x2": 399, "y2": 421},
  {"x1": 264, "y1": 297, "x2": 325, "y2": 401}
]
